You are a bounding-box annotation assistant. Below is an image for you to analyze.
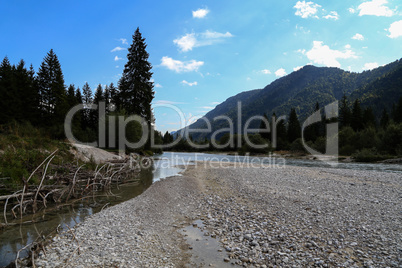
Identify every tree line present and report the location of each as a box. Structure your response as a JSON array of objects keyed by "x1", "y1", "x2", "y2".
[
  {"x1": 0, "y1": 28, "x2": 162, "y2": 153},
  {"x1": 260, "y1": 95, "x2": 402, "y2": 159},
  {"x1": 160, "y1": 95, "x2": 402, "y2": 160}
]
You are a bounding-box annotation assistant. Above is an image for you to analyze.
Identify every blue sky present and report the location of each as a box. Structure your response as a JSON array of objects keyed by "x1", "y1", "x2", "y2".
[{"x1": 1, "y1": 0, "x2": 402, "y2": 133}]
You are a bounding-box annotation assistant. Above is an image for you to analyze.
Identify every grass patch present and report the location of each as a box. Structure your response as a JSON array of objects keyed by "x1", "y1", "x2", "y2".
[{"x1": 0, "y1": 122, "x2": 76, "y2": 190}]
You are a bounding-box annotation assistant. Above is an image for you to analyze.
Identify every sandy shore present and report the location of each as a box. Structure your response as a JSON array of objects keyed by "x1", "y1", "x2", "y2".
[{"x1": 33, "y1": 163, "x2": 401, "y2": 267}]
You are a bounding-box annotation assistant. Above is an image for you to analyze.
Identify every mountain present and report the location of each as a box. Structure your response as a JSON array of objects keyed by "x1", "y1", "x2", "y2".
[{"x1": 178, "y1": 58, "x2": 402, "y2": 140}]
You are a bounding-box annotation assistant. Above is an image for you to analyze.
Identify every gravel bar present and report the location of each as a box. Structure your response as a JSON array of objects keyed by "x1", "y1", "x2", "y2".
[{"x1": 33, "y1": 163, "x2": 401, "y2": 267}]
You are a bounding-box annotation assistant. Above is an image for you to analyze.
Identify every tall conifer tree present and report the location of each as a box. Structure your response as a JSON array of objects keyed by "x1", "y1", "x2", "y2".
[
  {"x1": 118, "y1": 27, "x2": 154, "y2": 123},
  {"x1": 351, "y1": 99, "x2": 363, "y2": 131},
  {"x1": 287, "y1": 108, "x2": 301, "y2": 143},
  {"x1": 0, "y1": 57, "x2": 14, "y2": 124},
  {"x1": 339, "y1": 94, "x2": 351, "y2": 128},
  {"x1": 37, "y1": 49, "x2": 67, "y2": 125}
]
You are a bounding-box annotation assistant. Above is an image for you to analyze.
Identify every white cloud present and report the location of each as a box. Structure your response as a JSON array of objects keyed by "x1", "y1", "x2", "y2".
[
  {"x1": 297, "y1": 48, "x2": 306, "y2": 54},
  {"x1": 173, "y1": 33, "x2": 197, "y2": 52},
  {"x1": 294, "y1": 1, "x2": 321, "y2": 19},
  {"x1": 174, "y1": 31, "x2": 233, "y2": 52},
  {"x1": 304, "y1": 41, "x2": 357, "y2": 68},
  {"x1": 192, "y1": 8, "x2": 209, "y2": 18},
  {"x1": 387, "y1": 20, "x2": 402, "y2": 38},
  {"x1": 323, "y1": 11, "x2": 339, "y2": 20},
  {"x1": 275, "y1": 68, "x2": 287, "y2": 77},
  {"x1": 260, "y1": 69, "x2": 271, "y2": 74},
  {"x1": 294, "y1": 2, "x2": 340, "y2": 20},
  {"x1": 181, "y1": 80, "x2": 198, "y2": 86},
  {"x1": 202, "y1": 31, "x2": 233, "y2": 39},
  {"x1": 111, "y1": 46, "x2": 126, "y2": 52},
  {"x1": 155, "y1": 83, "x2": 163, "y2": 88},
  {"x1": 348, "y1": 8, "x2": 356, "y2": 14},
  {"x1": 363, "y1": 62, "x2": 379, "y2": 70},
  {"x1": 211, "y1": 102, "x2": 221, "y2": 105},
  {"x1": 352, "y1": 33, "x2": 364, "y2": 40},
  {"x1": 160, "y1": 56, "x2": 204, "y2": 73},
  {"x1": 344, "y1": 44, "x2": 351, "y2": 49},
  {"x1": 295, "y1": 25, "x2": 310, "y2": 34},
  {"x1": 357, "y1": 0, "x2": 394, "y2": 17},
  {"x1": 293, "y1": 66, "x2": 304, "y2": 71},
  {"x1": 200, "y1": 106, "x2": 214, "y2": 109},
  {"x1": 114, "y1": 56, "x2": 123, "y2": 61},
  {"x1": 119, "y1": 38, "x2": 128, "y2": 45}
]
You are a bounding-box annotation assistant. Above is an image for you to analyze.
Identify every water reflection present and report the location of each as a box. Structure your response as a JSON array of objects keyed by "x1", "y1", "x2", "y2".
[
  {"x1": 0, "y1": 167, "x2": 154, "y2": 267},
  {"x1": 159, "y1": 152, "x2": 402, "y2": 174},
  {"x1": 1, "y1": 152, "x2": 401, "y2": 267}
]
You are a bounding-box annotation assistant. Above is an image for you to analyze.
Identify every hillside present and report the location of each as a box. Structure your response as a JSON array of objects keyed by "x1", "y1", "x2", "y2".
[{"x1": 179, "y1": 58, "x2": 402, "y2": 140}]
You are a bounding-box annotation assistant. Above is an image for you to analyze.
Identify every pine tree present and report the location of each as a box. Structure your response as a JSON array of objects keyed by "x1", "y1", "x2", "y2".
[
  {"x1": 351, "y1": 99, "x2": 363, "y2": 131},
  {"x1": 82, "y1": 82, "x2": 92, "y2": 105},
  {"x1": 75, "y1": 87, "x2": 85, "y2": 129},
  {"x1": 163, "y1": 131, "x2": 173, "y2": 144},
  {"x1": 94, "y1": 84, "x2": 104, "y2": 104},
  {"x1": 13, "y1": 60, "x2": 36, "y2": 122},
  {"x1": 75, "y1": 87, "x2": 83, "y2": 104},
  {"x1": 394, "y1": 97, "x2": 402, "y2": 123},
  {"x1": 37, "y1": 49, "x2": 67, "y2": 126},
  {"x1": 0, "y1": 57, "x2": 14, "y2": 124},
  {"x1": 104, "y1": 84, "x2": 111, "y2": 113},
  {"x1": 258, "y1": 113, "x2": 270, "y2": 141},
  {"x1": 362, "y1": 107, "x2": 376, "y2": 129},
  {"x1": 287, "y1": 108, "x2": 301, "y2": 143},
  {"x1": 81, "y1": 82, "x2": 92, "y2": 128},
  {"x1": 380, "y1": 108, "x2": 390, "y2": 129},
  {"x1": 67, "y1": 84, "x2": 78, "y2": 108},
  {"x1": 26, "y1": 64, "x2": 40, "y2": 124},
  {"x1": 118, "y1": 27, "x2": 154, "y2": 123},
  {"x1": 339, "y1": 94, "x2": 351, "y2": 128},
  {"x1": 109, "y1": 82, "x2": 119, "y2": 111},
  {"x1": 304, "y1": 102, "x2": 321, "y2": 142},
  {"x1": 272, "y1": 112, "x2": 288, "y2": 150},
  {"x1": 92, "y1": 84, "x2": 104, "y2": 130}
]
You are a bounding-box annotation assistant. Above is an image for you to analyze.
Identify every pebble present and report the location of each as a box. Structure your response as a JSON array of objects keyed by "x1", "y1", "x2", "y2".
[{"x1": 32, "y1": 164, "x2": 401, "y2": 268}]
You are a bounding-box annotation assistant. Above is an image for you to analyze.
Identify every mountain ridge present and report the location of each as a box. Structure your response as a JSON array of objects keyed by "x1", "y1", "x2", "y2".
[{"x1": 177, "y1": 58, "x2": 402, "y2": 140}]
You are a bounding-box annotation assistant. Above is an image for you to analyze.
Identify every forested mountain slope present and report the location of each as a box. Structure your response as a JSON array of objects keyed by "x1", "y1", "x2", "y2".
[{"x1": 179, "y1": 58, "x2": 402, "y2": 140}]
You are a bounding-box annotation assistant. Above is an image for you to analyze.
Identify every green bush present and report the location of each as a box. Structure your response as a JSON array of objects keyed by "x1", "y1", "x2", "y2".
[
  {"x1": 340, "y1": 144, "x2": 356, "y2": 156},
  {"x1": 289, "y1": 138, "x2": 306, "y2": 153},
  {"x1": 357, "y1": 127, "x2": 380, "y2": 150},
  {"x1": 239, "y1": 134, "x2": 270, "y2": 154},
  {"x1": 382, "y1": 123, "x2": 402, "y2": 155},
  {"x1": 352, "y1": 148, "x2": 390, "y2": 162}
]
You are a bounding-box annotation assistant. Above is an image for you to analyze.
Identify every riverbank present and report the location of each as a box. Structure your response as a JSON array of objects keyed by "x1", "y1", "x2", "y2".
[{"x1": 33, "y1": 162, "x2": 401, "y2": 267}]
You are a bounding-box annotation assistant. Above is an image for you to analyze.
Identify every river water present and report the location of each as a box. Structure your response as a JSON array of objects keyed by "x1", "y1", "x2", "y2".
[{"x1": 1, "y1": 152, "x2": 401, "y2": 266}]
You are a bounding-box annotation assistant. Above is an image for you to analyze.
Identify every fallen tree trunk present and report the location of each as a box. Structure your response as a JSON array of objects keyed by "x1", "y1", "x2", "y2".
[{"x1": 0, "y1": 192, "x2": 34, "y2": 201}]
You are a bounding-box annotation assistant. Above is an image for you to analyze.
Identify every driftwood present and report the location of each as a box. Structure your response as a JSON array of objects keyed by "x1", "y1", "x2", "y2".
[
  {"x1": 20, "y1": 149, "x2": 58, "y2": 219},
  {"x1": 1, "y1": 151, "x2": 145, "y2": 226},
  {"x1": 0, "y1": 192, "x2": 34, "y2": 201}
]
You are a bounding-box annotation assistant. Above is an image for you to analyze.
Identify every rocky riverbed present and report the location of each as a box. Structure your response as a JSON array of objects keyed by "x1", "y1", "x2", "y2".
[{"x1": 32, "y1": 163, "x2": 401, "y2": 267}]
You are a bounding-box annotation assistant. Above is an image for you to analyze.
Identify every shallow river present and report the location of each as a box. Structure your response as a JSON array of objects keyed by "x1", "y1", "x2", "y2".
[{"x1": 1, "y1": 152, "x2": 401, "y2": 266}]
